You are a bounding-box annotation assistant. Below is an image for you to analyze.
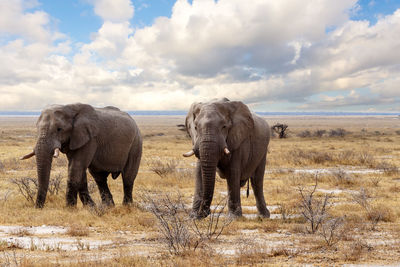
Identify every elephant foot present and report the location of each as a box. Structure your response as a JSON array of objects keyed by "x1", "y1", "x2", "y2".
[
  {"x1": 228, "y1": 209, "x2": 243, "y2": 219},
  {"x1": 66, "y1": 198, "x2": 77, "y2": 207},
  {"x1": 101, "y1": 198, "x2": 114, "y2": 207},
  {"x1": 257, "y1": 205, "x2": 270, "y2": 218},
  {"x1": 122, "y1": 196, "x2": 132, "y2": 206},
  {"x1": 191, "y1": 207, "x2": 210, "y2": 219},
  {"x1": 228, "y1": 204, "x2": 242, "y2": 218}
]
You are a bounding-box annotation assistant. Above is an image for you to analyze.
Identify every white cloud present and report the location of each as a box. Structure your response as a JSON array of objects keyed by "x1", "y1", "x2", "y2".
[
  {"x1": 0, "y1": 0, "x2": 53, "y2": 43},
  {"x1": 92, "y1": 0, "x2": 134, "y2": 22},
  {"x1": 0, "y1": 0, "x2": 399, "y2": 111}
]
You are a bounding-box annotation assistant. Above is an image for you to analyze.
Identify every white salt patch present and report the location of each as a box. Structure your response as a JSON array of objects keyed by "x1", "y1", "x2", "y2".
[
  {"x1": 0, "y1": 225, "x2": 67, "y2": 235},
  {"x1": 0, "y1": 236, "x2": 113, "y2": 251},
  {"x1": 317, "y1": 188, "x2": 358, "y2": 194}
]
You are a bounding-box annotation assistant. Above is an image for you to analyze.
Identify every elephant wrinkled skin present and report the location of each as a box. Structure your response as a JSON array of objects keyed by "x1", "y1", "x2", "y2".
[
  {"x1": 184, "y1": 98, "x2": 271, "y2": 219},
  {"x1": 21, "y1": 103, "x2": 142, "y2": 208}
]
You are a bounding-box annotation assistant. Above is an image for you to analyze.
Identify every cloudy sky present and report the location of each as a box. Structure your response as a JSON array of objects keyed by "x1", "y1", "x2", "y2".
[{"x1": 0, "y1": 0, "x2": 399, "y2": 112}]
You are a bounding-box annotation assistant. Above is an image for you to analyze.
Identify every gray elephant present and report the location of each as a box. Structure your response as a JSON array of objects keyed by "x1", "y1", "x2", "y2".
[
  {"x1": 21, "y1": 103, "x2": 142, "y2": 208},
  {"x1": 183, "y1": 98, "x2": 271, "y2": 218}
]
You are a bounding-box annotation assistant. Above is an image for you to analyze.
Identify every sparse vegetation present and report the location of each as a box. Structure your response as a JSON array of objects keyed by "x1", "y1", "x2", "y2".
[
  {"x1": 66, "y1": 224, "x2": 90, "y2": 237},
  {"x1": 148, "y1": 158, "x2": 178, "y2": 178},
  {"x1": 329, "y1": 128, "x2": 347, "y2": 137}
]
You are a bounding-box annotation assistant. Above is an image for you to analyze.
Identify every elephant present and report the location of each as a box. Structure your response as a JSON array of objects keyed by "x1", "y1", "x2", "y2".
[
  {"x1": 183, "y1": 98, "x2": 271, "y2": 219},
  {"x1": 20, "y1": 103, "x2": 142, "y2": 208}
]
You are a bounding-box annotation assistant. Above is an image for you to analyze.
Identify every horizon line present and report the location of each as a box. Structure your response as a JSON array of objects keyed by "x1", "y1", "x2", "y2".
[{"x1": 0, "y1": 110, "x2": 399, "y2": 116}]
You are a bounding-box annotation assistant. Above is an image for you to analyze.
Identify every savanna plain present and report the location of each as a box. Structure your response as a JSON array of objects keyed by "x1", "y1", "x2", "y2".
[{"x1": 0, "y1": 115, "x2": 399, "y2": 266}]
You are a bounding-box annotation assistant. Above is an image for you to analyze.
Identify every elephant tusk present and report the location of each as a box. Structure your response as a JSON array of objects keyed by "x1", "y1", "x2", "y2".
[
  {"x1": 53, "y1": 148, "x2": 60, "y2": 158},
  {"x1": 224, "y1": 147, "x2": 230, "y2": 155},
  {"x1": 20, "y1": 151, "x2": 35, "y2": 160},
  {"x1": 183, "y1": 150, "x2": 195, "y2": 157}
]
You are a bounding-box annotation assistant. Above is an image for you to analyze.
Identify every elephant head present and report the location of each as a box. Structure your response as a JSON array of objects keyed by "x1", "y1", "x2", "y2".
[
  {"x1": 183, "y1": 98, "x2": 254, "y2": 218},
  {"x1": 21, "y1": 103, "x2": 98, "y2": 208}
]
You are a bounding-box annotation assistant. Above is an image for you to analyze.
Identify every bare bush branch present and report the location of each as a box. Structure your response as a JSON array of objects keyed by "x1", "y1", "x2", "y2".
[
  {"x1": 142, "y1": 191, "x2": 196, "y2": 254},
  {"x1": 320, "y1": 216, "x2": 346, "y2": 247},
  {"x1": 298, "y1": 175, "x2": 331, "y2": 233},
  {"x1": 9, "y1": 177, "x2": 38, "y2": 204},
  {"x1": 190, "y1": 197, "x2": 233, "y2": 241}
]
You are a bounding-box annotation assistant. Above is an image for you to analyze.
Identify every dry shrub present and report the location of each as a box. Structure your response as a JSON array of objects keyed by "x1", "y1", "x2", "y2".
[
  {"x1": 9, "y1": 177, "x2": 37, "y2": 204},
  {"x1": 66, "y1": 224, "x2": 90, "y2": 237},
  {"x1": 351, "y1": 188, "x2": 394, "y2": 230},
  {"x1": 191, "y1": 198, "x2": 232, "y2": 241},
  {"x1": 366, "y1": 206, "x2": 394, "y2": 223},
  {"x1": 298, "y1": 176, "x2": 331, "y2": 233},
  {"x1": 289, "y1": 149, "x2": 333, "y2": 165},
  {"x1": 369, "y1": 176, "x2": 382, "y2": 187},
  {"x1": 148, "y1": 158, "x2": 178, "y2": 178},
  {"x1": 342, "y1": 239, "x2": 372, "y2": 261},
  {"x1": 143, "y1": 192, "x2": 197, "y2": 254},
  {"x1": 395, "y1": 130, "x2": 400, "y2": 135},
  {"x1": 329, "y1": 128, "x2": 347, "y2": 137},
  {"x1": 313, "y1": 129, "x2": 326, "y2": 137},
  {"x1": 297, "y1": 130, "x2": 311, "y2": 138},
  {"x1": 142, "y1": 191, "x2": 231, "y2": 255},
  {"x1": 10, "y1": 175, "x2": 65, "y2": 204},
  {"x1": 330, "y1": 169, "x2": 355, "y2": 186},
  {"x1": 337, "y1": 150, "x2": 356, "y2": 163},
  {"x1": 375, "y1": 161, "x2": 399, "y2": 175},
  {"x1": 357, "y1": 151, "x2": 375, "y2": 167},
  {"x1": 319, "y1": 216, "x2": 346, "y2": 247},
  {"x1": 297, "y1": 129, "x2": 327, "y2": 138}
]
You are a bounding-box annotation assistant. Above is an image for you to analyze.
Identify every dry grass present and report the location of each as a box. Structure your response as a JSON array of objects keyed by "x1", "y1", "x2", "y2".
[{"x1": 0, "y1": 115, "x2": 399, "y2": 266}]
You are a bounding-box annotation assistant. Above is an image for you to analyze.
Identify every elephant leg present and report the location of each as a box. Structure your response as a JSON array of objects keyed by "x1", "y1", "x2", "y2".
[
  {"x1": 78, "y1": 172, "x2": 95, "y2": 206},
  {"x1": 227, "y1": 168, "x2": 242, "y2": 217},
  {"x1": 89, "y1": 169, "x2": 114, "y2": 206},
  {"x1": 191, "y1": 160, "x2": 203, "y2": 215},
  {"x1": 250, "y1": 154, "x2": 270, "y2": 218},
  {"x1": 67, "y1": 162, "x2": 92, "y2": 207},
  {"x1": 122, "y1": 144, "x2": 142, "y2": 205},
  {"x1": 66, "y1": 141, "x2": 96, "y2": 207}
]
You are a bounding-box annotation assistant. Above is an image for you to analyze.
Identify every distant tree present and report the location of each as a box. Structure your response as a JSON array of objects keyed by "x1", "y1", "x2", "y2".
[{"x1": 272, "y1": 123, "x2": 288, "y2": 138}]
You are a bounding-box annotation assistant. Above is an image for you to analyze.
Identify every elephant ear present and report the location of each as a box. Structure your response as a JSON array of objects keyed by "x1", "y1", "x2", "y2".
[
  {"x1": 69, "y1": 104, "x2": 99, "y2": 150},
  {"x1": 185, "y1": 102, "x2": 202, "y2": 143},
  {"x1": 226, "y1": 101, "x2": 254, "y2": 151}
]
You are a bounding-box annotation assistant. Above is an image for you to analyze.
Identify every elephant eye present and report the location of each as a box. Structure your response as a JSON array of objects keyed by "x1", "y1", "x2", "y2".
[
  {"x1": 222, "y1": 125, "x2": 227, "y2": 129},
  {"x1": 57, "y1": 127, "x2": 62, "y2": 132}
]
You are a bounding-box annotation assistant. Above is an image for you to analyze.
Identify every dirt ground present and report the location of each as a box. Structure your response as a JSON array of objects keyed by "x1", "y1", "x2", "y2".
[{"x1": 0, "y1": 115, "x2": 399, "y2": 266}]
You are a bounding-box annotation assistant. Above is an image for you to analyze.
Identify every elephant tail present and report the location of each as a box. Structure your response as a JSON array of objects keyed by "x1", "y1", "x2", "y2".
[{"x1": 240, "y1": 178, "x2": 251, "y2": 198}]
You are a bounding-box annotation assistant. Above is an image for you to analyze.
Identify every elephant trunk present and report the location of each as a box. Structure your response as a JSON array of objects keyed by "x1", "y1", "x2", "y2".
[
  {"x1": 198, "y1": 136, "x2": 219, "y2": 218},
  {"x1": 34, "y1": 137, "x2": 54, "y2": 208}
]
